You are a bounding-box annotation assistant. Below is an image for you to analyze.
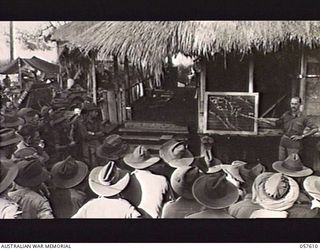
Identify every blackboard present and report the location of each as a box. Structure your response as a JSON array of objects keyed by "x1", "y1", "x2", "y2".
[{"x1": 204, "y1": 92, "x2": 259, "y2": 135}]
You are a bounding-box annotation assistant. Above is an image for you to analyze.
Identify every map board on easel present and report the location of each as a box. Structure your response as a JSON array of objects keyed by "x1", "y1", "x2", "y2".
[{"x1": 204, "y1": 92, "x2": 259, "y2": 135}]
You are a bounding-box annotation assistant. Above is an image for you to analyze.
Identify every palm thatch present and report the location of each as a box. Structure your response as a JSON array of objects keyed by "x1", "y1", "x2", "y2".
[
  {"x1": 51, "y1": 21, "x2": 99, "y2": 43},
  {"x1": 52, "y1": 21, "x2": 320, "y2": 80}
]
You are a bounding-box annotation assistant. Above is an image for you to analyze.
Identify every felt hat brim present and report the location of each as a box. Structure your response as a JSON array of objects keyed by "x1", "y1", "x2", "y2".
[
  {"x1": 1, "y1": 117, "x2": 25, "y2": 128},
  {"x1": 0, "y1": 166, "x2": 18, "y2": 194},
  {"x1": 253, "y1": 172, "x2": 300, "y2": 211},
  {"x1": 0, "y1": 134, "x2": 23, "y2": 147},
  {"x1": 96, "y1": 143, "x2": 129, "y2": 160},
  {"x1": 15, "y1": 167, "x2": 50, "y2": 188},
  {"x1": 303, "y1": 176, "x2": 320, "y2": 200},
  {"x1": 51, "y1": 160, "x2": 89, "y2": 189},
  {"x1": 167, "y1": 154, "x2": 194, "y2": 168},
  {"x1": 192, "y1": 175, "x2": 239, "y2": 209},
  {"x1": 159, "y1": 141, "x2": 194, "y2": 168},
  {"x1": 272, "y1": 161, "x2": 313, "y2": 177},
  {"x1": 207, "y1": 165, "x2": 223, "y2": 174},
  {"x1": 88, "y1": 167, "x2": 130, "y2": 197},
  {"x1": 123, "y1": 154, "x2": 160, "y2": 169},
  {"x1": 220, "y1": 164, "x2": 245, "y2": 183}
]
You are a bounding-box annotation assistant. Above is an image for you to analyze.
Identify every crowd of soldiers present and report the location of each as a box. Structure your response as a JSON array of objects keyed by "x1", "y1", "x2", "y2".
[{"x1": 1, "y1": 90, "x2": 320, "y2": 218}]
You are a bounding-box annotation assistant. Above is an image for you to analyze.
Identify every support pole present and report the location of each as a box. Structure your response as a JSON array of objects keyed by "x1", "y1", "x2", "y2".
[
  {"x1": 91, "y1": 59, "x2": 97, "y2": 105},
  {"x1": 124, "y1": 56, "x2": 130, "y2": 89},
  {"x1": 18, "y1": 58, "x2": 22, "y2": 89},
  {"x1": 9, "y1": 21, "x2": 14, "y2": 62},
  {"x1": 248, "y1": 56, "x2": 254, "y2": 93},
  {"x1": 107, "y1": 90, "x2": 118, "y2": 124},
  {"x1": 198, "y1": 59, "x2": 206, "y2": 133},
  {"x1": 121, "y1": 88, "x2": 126, "y2": 122},
  {"x1": 117, "y1": 89, "x2": 123, "y2": 123},
  {"x1": 101, "y1": 91, "x2": 109, "y2": 122},
  {"x1": 299, "y1": 47, "x2": 307, "y2": 108},
  {"x1": 113, "y1": 55, "x2": 119, "y2": 90}
]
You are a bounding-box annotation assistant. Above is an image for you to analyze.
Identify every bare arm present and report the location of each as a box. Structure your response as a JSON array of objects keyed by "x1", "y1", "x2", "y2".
[{"x1": 291, "y1": 127, "x2": 319, "y2": 141}]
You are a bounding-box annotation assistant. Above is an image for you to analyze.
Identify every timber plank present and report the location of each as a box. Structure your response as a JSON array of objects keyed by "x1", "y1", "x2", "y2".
[{"x1": 118, "y1": 127, "x2": 189, "y2": 134}]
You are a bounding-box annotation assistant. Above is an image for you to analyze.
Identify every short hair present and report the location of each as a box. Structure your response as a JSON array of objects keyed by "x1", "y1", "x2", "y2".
[{"x1": 291, "y1": 96, "x2": 302, "y2": 104}]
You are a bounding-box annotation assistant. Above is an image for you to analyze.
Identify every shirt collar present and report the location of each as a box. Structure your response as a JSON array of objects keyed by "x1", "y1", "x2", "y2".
[{"x1": 290, "y1": 111, "x2": 302, "y2": 118}]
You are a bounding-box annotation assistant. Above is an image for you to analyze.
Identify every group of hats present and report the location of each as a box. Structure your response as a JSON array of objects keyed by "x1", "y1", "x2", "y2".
[
  {"x1": 94, "y1": 137, "x2": 196, "y2": 196},
  {"x1": 96, "y1": 136, "x2": 194, "y2": 167},
  {"x1": 94, "y1": 136, "x2": 265, "y2": 208},
  {"x1": 170, "y1": 166, "x2": 240, "y2": 209},
  {"x1": 92, "y1": 136, "x2": 163, "y2": 196},
  {"x1": 0, "y1": 158, "x2": 49, "y2": 191},
  {"x1": 0, "y1": 152, "x2": 90, "y2": 193},
  {"x1": 249, "y1": 153, "x2": 315, "y2": 212}
]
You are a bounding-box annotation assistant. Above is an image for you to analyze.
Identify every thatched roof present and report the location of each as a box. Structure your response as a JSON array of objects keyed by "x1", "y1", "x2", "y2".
[
  {"x1": 51, "y1": 21, "x2": 98, "y2": 43},
  {"x1": 52, "y1": 21, "x2": 320, "y2": 79}
]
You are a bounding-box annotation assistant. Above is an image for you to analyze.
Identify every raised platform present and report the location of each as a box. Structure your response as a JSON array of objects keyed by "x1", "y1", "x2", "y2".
[{"x1": 116, "y1": 120, "x2": 189, "y2": 153}]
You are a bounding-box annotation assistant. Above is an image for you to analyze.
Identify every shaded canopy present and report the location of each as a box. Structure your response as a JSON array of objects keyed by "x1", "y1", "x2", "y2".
[
  {"x1": 0, "y1": 56, "x2": 59, "y2": 75},
  {"x1": 52, "y1": 21, "x2": 320, "y2": 80}
]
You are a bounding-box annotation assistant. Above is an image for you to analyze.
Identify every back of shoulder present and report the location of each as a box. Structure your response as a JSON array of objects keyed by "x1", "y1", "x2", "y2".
[
  {"x1": 9, "y1": 188, "x2": 46, "y2": 203},
  {"x1": 0, "y1": 198, "x2": 20, "y2": 219}
]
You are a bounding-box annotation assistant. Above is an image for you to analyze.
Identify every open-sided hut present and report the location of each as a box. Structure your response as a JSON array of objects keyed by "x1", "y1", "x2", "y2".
[{"x1": 52, "y1": 21, "x2": 320, "y2": 169}]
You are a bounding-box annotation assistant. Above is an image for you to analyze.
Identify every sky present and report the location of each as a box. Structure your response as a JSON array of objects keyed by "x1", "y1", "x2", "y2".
[{"x1": 0, "y1": 21, "x2": 58, "y2": 64}]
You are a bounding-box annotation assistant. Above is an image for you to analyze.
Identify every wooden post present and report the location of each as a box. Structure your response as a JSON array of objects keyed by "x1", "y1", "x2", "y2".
[
  {"x1": 124, "y1": 56, "x2": 131, "y2": 105},
  {"x1": 198, "y1": 59, "x2": 206, "y2": 133},
  {"x1": 113, "y1": 55, "x2": 119, "y2": 90},
  {"x1": 18, "y1": 58, "x2": 22, "y2": 89},
  {"x1": 91, "y1": 59, "x2": 97, "y2": 105},
  {"x1": 107, "y1": 90, "x2": 118, "y2": 124},
  {"x1": 58, "y1": 63, "x2": 63, "y2": 90},
  {"x1": 299, "y1": 47, "x2": 307, "y2": 108},
  {"x1": 248, "y1": 56, "x2": 254, "y2": 93},
  {"x1": 9, "y1": 21, "x2": 14, "y2": 62},
  {"x1": 101, "y1": 91, "x2": 109, "y2": 122},
  {"x1": 112, "y1": 56, "x2": 122, "y2": 123},
  {"x1": 121, "y1": 88, "x2": 126, "y2": 121},
  {"x1": 117, "y1": 89, "x2": 123, "y2": 123},
  {"x1": 124, "y1": 56, "x2": 130, "y2": 89},
  {"x1": 87, "y1": 73, "x2": 91, "y2": 92}
]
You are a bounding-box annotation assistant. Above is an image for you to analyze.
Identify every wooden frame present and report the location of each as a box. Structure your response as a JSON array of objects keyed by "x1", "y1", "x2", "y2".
[{"x1": 203, "y1": 91, "x2": 259, "y2": 135}]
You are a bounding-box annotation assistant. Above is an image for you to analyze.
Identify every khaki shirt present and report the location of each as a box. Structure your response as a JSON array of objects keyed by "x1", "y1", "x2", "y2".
[
  {"x1": 0, "y1": 197, "x2": 21, "y2": 219},
  {"x1": 277, "y1": 111, "x2": 318, "y2": 137},
  {"x1": 8, "y1": 187, "x2": 54, "y2": 219},
  {"x1": 72, "y1": 197, "x2": 141, "y2": 218}
]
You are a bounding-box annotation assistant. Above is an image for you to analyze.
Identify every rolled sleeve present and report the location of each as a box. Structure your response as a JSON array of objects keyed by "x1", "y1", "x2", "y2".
[{"x1": 304, "y1": 117, "x2": 318, "y2": 130}]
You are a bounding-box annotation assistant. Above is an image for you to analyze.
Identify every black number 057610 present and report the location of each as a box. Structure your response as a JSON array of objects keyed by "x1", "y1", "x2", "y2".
[{"x1": 300, "y1": 244, "x2": 318, "y2": 248}]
